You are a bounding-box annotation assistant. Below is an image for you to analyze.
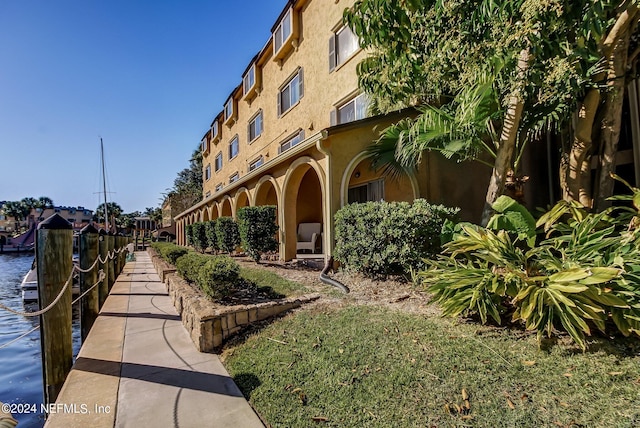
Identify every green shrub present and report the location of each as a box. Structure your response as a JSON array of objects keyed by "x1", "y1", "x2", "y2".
[
  {"x1": 334, "y1": 199, "x2": 459, "y2": 277},
  {"x1": 421, "y1": 194, "x2": 640, "y2": 350},
  {"x1": 197, "y1": 256, "x2": 240, "y2": 298},
  {"x1": 185, "y1": 224, "x2": 194, "y2": 246},
  {"x1": 191, "y1": 222, "x2": 208, "y2": 253},
  {"x1": 216, "y1": 217, "x2": 241, "y2": 254},
  {"x1": 237, "y1": 206, "x2": 278, "y2": 262},
  {"x1": 175, "y1": 252, "x2": 208, "y2": 284},
  {"x1": 205, "y1": 220, "x2": 219, "y2": 252},
  {"x1": 150, "y1": 242, "x2": 188, "y2": 265}
]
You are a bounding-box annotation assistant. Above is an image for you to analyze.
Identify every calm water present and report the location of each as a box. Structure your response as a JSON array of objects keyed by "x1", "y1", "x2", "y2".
[{"x1": 0, "y1": 253, "x2": 81, "y2": 428}]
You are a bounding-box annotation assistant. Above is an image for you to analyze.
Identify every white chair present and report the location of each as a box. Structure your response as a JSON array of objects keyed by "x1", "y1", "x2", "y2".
[{"x1": 296, "y1": 223, "x2": 322, "y2": 253}]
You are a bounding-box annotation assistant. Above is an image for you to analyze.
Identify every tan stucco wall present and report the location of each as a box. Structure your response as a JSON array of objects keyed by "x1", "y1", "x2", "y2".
[{"x1": 201, "y1": 0, "x2": 361, "y2": 199}]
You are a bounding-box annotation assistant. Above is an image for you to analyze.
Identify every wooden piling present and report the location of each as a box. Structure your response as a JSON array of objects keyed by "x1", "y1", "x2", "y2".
[
  {"x1": 79, "y1": 224, "x2": 99, "y2": 341},
  {"x1": 98, "y1": 228, "x2": 109, "y2": 308},
  {"x1": 37, "y1": 213, "x2": 73, "y2": 405},
  {"x1": 107, "y1": 232, "x2": 115, "y2": 292}
]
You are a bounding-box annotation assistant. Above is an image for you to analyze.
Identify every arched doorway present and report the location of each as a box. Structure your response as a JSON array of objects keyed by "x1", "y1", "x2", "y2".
[
  {"x1": 220, "y1": 197, "x2": 233, "y2": 218},
  {"x1": 283, "y1": 159, "x2": 325, "y2": 260},
  {"x1": 235, "y1": 189, "x2": 250, "y2": 215}
]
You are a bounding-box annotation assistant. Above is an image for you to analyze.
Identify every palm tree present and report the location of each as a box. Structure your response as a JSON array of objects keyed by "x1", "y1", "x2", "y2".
[
  {"x1": 368, "y1": 74, "x2": 529, "y2": 223},
  {"x1": 3, "y1": 201, "x2": 30, "y2": 232},
  {"x1": 37, "y1": 196, "x2": 54, "y2": 209}
]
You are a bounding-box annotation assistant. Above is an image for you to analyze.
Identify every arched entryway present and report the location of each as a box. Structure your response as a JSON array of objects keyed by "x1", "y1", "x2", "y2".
[
  {"x1": 341, "y1": 154, "x2": 418, "y2": 206},
  {"x1": 235, "y1": 188, "x2": 251, "y2": 215},
  {"x1": 283, "y1": 158, "x2": 325, "y2": 261},
  {"x1": 220, "y1": 197, "x2": 233, "y2": 218}
]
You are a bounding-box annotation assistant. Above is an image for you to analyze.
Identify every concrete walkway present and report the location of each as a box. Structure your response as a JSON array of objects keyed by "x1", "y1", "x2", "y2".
[{"x1": 45, "y1": 252, "x2": 264, "y2": 428}]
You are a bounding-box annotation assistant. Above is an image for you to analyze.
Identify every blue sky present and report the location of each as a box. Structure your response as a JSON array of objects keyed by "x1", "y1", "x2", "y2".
[{"x1": 0, "y1": 0, "x2": 286, "y2": 213}]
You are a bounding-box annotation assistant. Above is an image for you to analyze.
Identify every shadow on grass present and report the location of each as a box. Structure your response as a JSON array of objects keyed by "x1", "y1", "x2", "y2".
[
  {"x1": 232, "y1": 373, "x2": 262, "y2": 399},
  {"x1": 217, "y1": 279, "x2": 286, "y2": 306}
]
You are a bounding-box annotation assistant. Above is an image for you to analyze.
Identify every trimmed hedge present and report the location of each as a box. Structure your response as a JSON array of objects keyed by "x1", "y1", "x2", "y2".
[
  {"x1": 334, "y1": 199, "x2": 459, "y2": 277},
  {"x1": 175, "y1": 252, "x2": 208, "y2": 284},
  {"x1": 237, "y1": 206, "x2": 278, "y2": 262},
  {"x1": 151, "y1": 242, "x2": 189, "y2": 265},
  {"x1": 216, "y1": 217, "x2": 241, "y2": 254},
  {"x1": 205, "y1": 220, "x2": 219, "y2": 252},
  {"x1": 198, "y1": 256, "x2": 240, "y2": 298},
  {"x1": 185, "y1": 224, "x2": 194, "y2": 246},
  {"x1": 191, "y1": 222, "x2": 209, "y2": 252}
]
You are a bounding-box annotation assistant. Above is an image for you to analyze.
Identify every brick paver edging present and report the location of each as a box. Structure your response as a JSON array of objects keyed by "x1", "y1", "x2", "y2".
[{"x1": 148, "y1": 249, "x2": 319, "y2": 352}]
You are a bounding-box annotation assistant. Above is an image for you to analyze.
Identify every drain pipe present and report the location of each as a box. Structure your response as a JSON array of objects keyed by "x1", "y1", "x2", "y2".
[{"x1": 320, "y1": 257, "x2": 349, "y2": 293}]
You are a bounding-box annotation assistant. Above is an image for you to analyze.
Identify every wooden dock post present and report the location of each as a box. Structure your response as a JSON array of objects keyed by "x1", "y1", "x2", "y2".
[
  {"x1": 107, "y1": 232, "x2": 115, "y2": 292},
  {"x1": 98, "y1": 228, "x2": 109, "y2": 308},
  {"x1": 36, "y1": 213, "x2": 73, "y2": 406},
  {"x1": 79, "y1": 224, "x2": 99, "y2": 341}
]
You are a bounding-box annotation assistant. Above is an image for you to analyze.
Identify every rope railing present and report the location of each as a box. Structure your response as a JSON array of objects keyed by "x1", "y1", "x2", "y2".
[{"x1": 0, "y1": 247, "x2": 125, "y2": 318}]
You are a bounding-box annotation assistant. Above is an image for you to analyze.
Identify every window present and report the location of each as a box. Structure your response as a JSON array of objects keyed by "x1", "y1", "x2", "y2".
[
  {"x1": 332, "y1": 93, "x2": 370, "y2": 125},
  {"x1": 348, "y1": 179, "x2": 385, "y2": 204},
  {"x1": 249, "y1": 156, "x2": 264, "y2": 172},
  {"x1": 273, "y1": 8, "x2": 292, "y2": 54},
  {"x1": 205, "y1": 191, "x2": 211, "y2": 198},
  {"x1": 224, "y1": 98, "x2": 235, "y2": 124},
  {"x1": 329, "y1": 25, "x2": 359, "y2": 71},
  {"x1": 279, "y1": 130, "x2": 305, "y2": 154},
  {"x1": 212, "y1": 120, "x2": 219, "y2": 140},
  {"x1": 205, "y1": 164, "x2": 211, "y2": 181},
  {"x1": 229, "y1": 136, "x2": 239, "y2": 159},
  {"x1": 201, "y1": 135, "x2": 209, "y2": 154},
  {"x1": 215, "y1": 153, "x2": 223, "y2": 172},
  {"x1": 248, "y1": 111, "x2": 263, "y2": 142},
  {"x1": 278, "y1": 68, "x2": 304, "y2": 116},
  {"x1": 230, "y1": 172, "x2": 239, "y2": 183},
  {"x1": 243, "y1": 65, "x2": 256, "y2": 96},
  {"x1": 215, "y1": 183, "x2": 223, "y2": 192}
]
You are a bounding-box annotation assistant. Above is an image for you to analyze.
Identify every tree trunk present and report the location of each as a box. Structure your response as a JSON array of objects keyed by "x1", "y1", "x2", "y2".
[
  {"x1": 563, "y1": 88, "x2": 600, "y2": 208},
  {"x1": 481, "y1": 49, "x2": 529, "y2": 226},
  {"x1": 594, "y1": 6, "x2": 638, "y2": 210}
]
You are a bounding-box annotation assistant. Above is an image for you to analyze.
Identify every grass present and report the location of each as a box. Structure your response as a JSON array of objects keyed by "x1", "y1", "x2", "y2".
[
  {"x1": 239, "y1": 266, "x2": 308, "y2": 298},
  {"x1": 223, "y1": 305, "x2": 640, "y2": 428}
]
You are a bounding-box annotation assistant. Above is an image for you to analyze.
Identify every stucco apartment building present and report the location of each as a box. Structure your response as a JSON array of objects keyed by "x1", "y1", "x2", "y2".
[{"x1": 174, "y1": 0, "x2": 490, "y2": 261}]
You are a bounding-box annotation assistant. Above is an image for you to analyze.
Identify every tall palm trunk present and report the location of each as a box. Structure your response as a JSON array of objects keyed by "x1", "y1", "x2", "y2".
[{"x1": 481, "y1": 49, "x2": 529, "y2": 226}]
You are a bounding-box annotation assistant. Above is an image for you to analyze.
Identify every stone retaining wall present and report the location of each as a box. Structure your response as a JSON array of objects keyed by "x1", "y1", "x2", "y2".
[{"x1": 147, "y1": 249, "x2": 319, "y2": 352}]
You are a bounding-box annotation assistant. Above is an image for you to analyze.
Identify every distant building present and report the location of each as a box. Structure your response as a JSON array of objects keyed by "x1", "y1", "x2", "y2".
[{"x1": 0, "y1": 203, "x2": 93, "y2": 233}]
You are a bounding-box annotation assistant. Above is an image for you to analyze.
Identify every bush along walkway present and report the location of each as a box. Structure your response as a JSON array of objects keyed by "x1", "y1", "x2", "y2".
[{"x1": 46, "y1": 251, "x2": 263, "y2": 428}]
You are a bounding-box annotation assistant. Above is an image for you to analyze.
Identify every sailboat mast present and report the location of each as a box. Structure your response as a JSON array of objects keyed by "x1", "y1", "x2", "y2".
[{"x1": 101, "y1": 138, "x2": 110, "y2": 232}]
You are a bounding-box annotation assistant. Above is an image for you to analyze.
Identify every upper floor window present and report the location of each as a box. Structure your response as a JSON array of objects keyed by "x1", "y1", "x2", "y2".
[
  {"x1": 248, "y1": 110, "x2": 263, "y2": 143},
  {"x1": 248, "y1": 156, "x2": 264, "y2": 172},
  {"x1": 329, "y1": 25, "x2": 359, "y2": 71},
  {"x1": 215, "y1": 152, "x2": 223, "y2": 172},
  {"x1": 243, "y1": 64, "x2": 256, "y2": 97},
  {"x1": 278, "y1": 68, "x2": 304, "y2": 116},
  {"x1": 201, "y1": 135, "x2": 209, "y2": 154},
  {"x1": 205, "y1": 191, "x2": 211, "y2": 198},
  {"x1": 224, "y1": 97, "x2": 235, "y2": 124},
  {"x1": 279, "y1": 130, "x2": 305, "y2": 154},
  {"x1": 229, "y1": 172, "x2": 240, "y2": 184},
  {"x1": 211, "y1": 120, "x2": 219, "y2": 141},
  {"x1": 205, "y1": 164, "x2": 212, "y2": 181},
  {"x1": 332, "y1": 93, "x2": 370, "y2": 125},
  {"x1": 215, "y1": 183, "x2": 223, "y2": 192},
  {"x1": 229, "y1": 136, "x2": 239, "y2": 160},
  {"x1": 273, "y1": 8, "x2": 292, "y2": 55}
]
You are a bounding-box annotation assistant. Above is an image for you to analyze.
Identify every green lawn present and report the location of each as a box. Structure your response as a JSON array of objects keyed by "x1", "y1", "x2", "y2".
[
  {"x1": 224, "y1": 305, "x2": 640, "y2": 427},
  {"x1": 239, "y1": 266, "x2": 308, "y2": 298}
]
